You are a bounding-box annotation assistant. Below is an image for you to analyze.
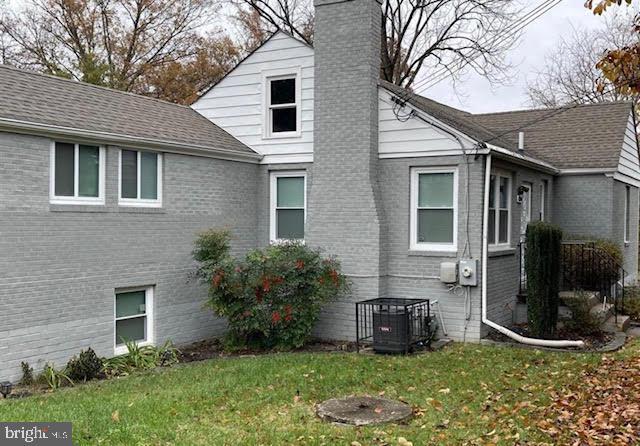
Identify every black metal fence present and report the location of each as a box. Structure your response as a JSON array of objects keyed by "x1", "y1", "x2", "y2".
[
  {"x1": 355, "y1": 298, "x2": 434, "y2": 354},
  {"x1": 518, "y1": 240, "x2": 626, "y2": 317}
]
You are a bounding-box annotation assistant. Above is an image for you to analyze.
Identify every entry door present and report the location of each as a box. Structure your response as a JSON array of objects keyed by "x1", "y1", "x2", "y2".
[
  {"x1": 520, "y1": 183, "x2": 532, "y2": 238},
  {"x1": 520, "y1": 183, "x2": 532, "y2": 285}
]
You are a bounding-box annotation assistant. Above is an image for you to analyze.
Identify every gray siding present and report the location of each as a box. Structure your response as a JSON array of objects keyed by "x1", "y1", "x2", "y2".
[
  {"x1": 0, "y1": 131, "x2": 259, "y2": 382},
  {"x1": 553, "y1": 174, "x2": 638, "y2": 282}
]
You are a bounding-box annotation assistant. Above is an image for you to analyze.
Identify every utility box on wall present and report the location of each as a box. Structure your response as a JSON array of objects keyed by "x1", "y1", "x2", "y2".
[
  {"x1": 440, "y1": 262, "x2": 458, "y2": 284},
  {"x1": 458, "y1": 259, "x2": 478, "y2": 286}
]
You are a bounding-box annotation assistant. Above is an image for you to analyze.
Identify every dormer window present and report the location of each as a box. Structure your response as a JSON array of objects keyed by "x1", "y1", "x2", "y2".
[{"x1": 264, "y1": 70, "x2": 301, "y2": 138}]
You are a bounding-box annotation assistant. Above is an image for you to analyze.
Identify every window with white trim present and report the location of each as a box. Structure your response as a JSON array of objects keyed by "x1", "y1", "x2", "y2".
[
  {"x1": 115, "y1": 287, "x2": 153, "y2": 354},
  {"x1": 410, "y1": 167, "x2": 458, "y2": 251},
  {"x1": 625, "y1": 185, "x2": 631, "y2": 243},
  {"x1": 270, "y1": 171, "x2": 306, "y2": 241},
  {"x1": 50, "y1": 141, "x2": 105, "y2": 205},
  {"x1": 540, "y1": 180, "x2": 547, "y2": 221},
  {"x1": 265, "y1": 74, "x2": 299, "y2": 136},
  {"x1": 488, "y1": 172, "x2": 512, "y2": 246},
  {"x1": 119, "y1": 149, "x2": 162, "y2": 207}
]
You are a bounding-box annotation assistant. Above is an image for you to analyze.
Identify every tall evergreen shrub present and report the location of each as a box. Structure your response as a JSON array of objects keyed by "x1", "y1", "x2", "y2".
[{"x1": 525, "y1": 221, "x2": 563, "y2": 338}]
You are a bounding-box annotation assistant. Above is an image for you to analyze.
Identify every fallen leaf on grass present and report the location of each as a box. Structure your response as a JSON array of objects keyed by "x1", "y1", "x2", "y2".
[{"x1": 111, "y1": 410, "x2": 120, "y2": 423}]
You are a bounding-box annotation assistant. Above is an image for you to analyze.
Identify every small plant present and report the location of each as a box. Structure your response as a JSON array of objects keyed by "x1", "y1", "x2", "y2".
[
  {"x1": 103, "y1": 341, "x2": 179, "y2": 377},
  {"x1": 623, "y1": 286, "x2": 640, "y2": 320},
  {"x1": 193, "y1": 230, "x2": 349, "y2": 350},
  {"x1": 65, "y1": 348, "x2": 103, "y2": 383},
  {"x1": 20, "y1": 362, "x2": 34, "y2": 386},
  {"x1": 564, "y1": 291, "x2": 603, "y2": 336},
  {"x1": 38, "y1": 363, "x2": 73, "y2": 390},
  {"x1": 526, "y1": 221, "x2": 562, "y2": 339}
]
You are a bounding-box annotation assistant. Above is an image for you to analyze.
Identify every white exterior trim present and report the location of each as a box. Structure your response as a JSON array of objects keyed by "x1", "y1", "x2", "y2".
[
  {"x1": 260, "y1": 153, "x2": 313, "y2": 164},
  {"x1": 269, "y1": 170, "x2": 307, "y2": 243},
  {"x1": 262, "y1": 66, "x2": 303, "y2": 139},
  {"x1": 49, "y1": 140, "x2": 106, "y2": 205},
  {"x1": 488, "y1": 168, "x2": 512, "y2": 251},
  {"x1": 559, "y1": 167, "x2": 618, "y2": 175},
  {"x1": 409, "y1": 166, "x2": 458, "y2": 252},
  {"x1": 117, "y1": 149, "x2": 163, "y2": 208},
  {"x1": 114, "y1": 285, "x2": 154, "y2": 355}
]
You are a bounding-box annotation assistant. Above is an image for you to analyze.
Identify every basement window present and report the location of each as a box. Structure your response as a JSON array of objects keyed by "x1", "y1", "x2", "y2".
[
  {"x1": 115, "y1": 287, "x2": 154, "y2": 355},
  {"x1": 270, "y1": 171, "x2": 306, "y2": 242},
  {"x1": 410, "y1": 167, "x2": 458, "y2": 251},
  {"x1": 119, "y1": 149, "x2": 163, "y2": 207},
  {"x1": 488, "y1": 171, "x2": 512, "y2": 247},
  {"x1": 265, "y1": 72, "x2": 300, "y2": 137},
  {"x1": 50, "y1": 141, "x2": 105, "y2": 205}
]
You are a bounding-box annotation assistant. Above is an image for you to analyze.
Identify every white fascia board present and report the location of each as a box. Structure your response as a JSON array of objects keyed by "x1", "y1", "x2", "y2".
[
  {"x1": 559, "y1": 167, "x2": 618, "y2": 175},
  {"x1": 0, "y1": 118, "x2": 263, "y2": 164},
  {"x1": 260, "y1": 152, "x2": 313, "y2": 164}
]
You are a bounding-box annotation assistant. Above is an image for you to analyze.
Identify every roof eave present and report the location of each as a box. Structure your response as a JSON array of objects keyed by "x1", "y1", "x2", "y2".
[{"x1": 0, "y1": 118, "x2": 263, "y2": 163}]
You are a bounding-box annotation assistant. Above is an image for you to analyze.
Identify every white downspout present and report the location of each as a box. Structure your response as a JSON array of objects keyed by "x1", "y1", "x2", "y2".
[{"x1": 481, "y1": 153, "x2": 584, "y2": 348}]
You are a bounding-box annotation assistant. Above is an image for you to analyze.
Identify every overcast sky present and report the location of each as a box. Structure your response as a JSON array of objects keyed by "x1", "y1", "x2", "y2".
[
  {"x1": 425, "y1": 0, "x2": 608, "y2": 113},
  {"x1": 3, "y1": 0, "x2": 625, "y2": 113}
]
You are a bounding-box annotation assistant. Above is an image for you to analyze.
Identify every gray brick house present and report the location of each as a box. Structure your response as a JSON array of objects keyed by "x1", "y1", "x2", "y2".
[{"x1": 1, "y1": 0, "x2": 638, "y2": 380}]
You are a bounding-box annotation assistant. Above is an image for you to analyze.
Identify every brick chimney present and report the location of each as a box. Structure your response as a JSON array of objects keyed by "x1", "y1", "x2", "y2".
[{"x1": 307, "y1": 0, "x2": 384, "y2": 340}]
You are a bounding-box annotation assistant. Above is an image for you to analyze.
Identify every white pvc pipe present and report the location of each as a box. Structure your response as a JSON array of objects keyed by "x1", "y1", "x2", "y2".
[{"x1": 481, "y1": 153, "x2": 584, "y2": 349}]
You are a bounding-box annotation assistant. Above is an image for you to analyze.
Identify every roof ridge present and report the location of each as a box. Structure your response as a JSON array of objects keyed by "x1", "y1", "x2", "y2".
[
  {"x1": 0, "y1": 63, "x2": 194, "y2": 111},
  {"x1": 474, "y1": 100, "x2": 632, "y2": 117}
]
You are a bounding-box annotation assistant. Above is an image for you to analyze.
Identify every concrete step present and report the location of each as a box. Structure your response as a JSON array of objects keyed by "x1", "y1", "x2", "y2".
[
  {"x1": 591, "y1": 302, "x2": 615, "y2": 324},
  {"x1": 603, "y1": 314, "x2": 631, "y2": 333},
  {"x1": 559, "y1": 291, "x2": 600, "y2": 308}
]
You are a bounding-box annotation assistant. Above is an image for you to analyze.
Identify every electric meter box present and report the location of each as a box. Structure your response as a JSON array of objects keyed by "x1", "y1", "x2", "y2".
[
  {"x1": 440, "y1": 262, "x2": 458, "y2": 284},
  {"x1": 458, "y1": 259, "x2": 478, "y2": 286}
]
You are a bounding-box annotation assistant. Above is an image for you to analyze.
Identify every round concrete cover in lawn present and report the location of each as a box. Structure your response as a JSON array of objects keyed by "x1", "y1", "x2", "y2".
[{"x1": 316, "y1": 396, "x2": 413, "y2": 426}]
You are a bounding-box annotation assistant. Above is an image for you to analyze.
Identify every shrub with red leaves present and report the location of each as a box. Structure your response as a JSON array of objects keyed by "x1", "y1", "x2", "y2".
[{"x1": 194, "y1": 230, "x2": 349, "y2": 349}]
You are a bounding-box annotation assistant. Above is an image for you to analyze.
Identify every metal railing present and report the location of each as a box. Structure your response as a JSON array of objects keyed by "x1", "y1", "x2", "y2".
[{"x1": 518, "y1": 240, "x2": 626, "y2": 318}]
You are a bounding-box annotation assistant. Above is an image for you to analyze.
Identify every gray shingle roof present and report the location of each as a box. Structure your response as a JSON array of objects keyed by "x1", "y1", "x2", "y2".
[
  {"x1": 0, "y1": 64, "x2": 257, "y2": 157},
  {"x1": 380, "y1": 79, "x2": 634, "y2": 170},
  {"x1": 472, "y1": 102, "x2": 633, "y2": 169}
]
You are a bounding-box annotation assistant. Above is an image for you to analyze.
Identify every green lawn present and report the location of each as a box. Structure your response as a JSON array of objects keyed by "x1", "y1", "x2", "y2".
[{"x1": 1, "y1": 341, "x2": 633, "y2": 446}]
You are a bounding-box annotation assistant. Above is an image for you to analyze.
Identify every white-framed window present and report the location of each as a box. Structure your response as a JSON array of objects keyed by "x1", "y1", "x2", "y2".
[
  {"x1": 625, "y1": 185, "x2": 631, "y2": 243},
  {"x1": 270, "y1": 171, "x2": 306, "y2": 242},
  {"x1": 540, "y1": 180, "x2": 547, "y2": 221},
  {"x1": 410, "y1": 167, "x2": 458, "y2": 251},
  {"x1": 488, "y1": 170, "x2": 512, "y2": 247},
  {"x1": 114, "y1": 286, "x2": 154, "y2": 355},
  {"x1": 118, "y1": 149, "x2": 163, "y2": 207},
  {"x1": 263, "y1": 68, "x2": 301, "y2": 138},
  {"x1": 49, "y1": 141, "x2": 105, "y2": 205}
]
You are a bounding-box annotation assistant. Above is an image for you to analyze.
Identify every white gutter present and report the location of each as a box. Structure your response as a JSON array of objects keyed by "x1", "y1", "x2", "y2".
[
  {"x1": 481, "y1": 153, "x2": 584, "y2": 349},
  {"x1": 0, "y1": 118, "x2": 263, "y2": 164}
]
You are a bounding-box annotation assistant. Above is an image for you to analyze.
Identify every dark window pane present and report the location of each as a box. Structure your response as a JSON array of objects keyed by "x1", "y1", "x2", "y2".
[
  {"x1": 140, "y1": 152, "x2": 158, "y2": 200},
  {"x1": 488, "y1": 209, "x2": 496, "y2": 244},
  {"x1": 418, "y1": 172, "x2": 453, "y2": 207},
  {"x1": 116, "y1": 291, "x2": 146, "y2": 318},
  {"x1": 277, "y1": 209, "x2": 304, "y2": 239},
  {"x1": 270, "y1": 78, "x2": 295, "y2": 105},
  {"x1": 489, "y1": 175, "x2": 496, "y2": 208},
  {"x1": 417, "y1": 209, "x2": 453, "y2": 243},
  {"x1": 78, "y1": 145, "x2": 99, "y2": 197},
  {"x1": 277, "y1": 177, "x2": 304, "y2": 207},
  {"x1": 499, "y1": 176, "x2": 509, "y2": 209},
  {"x1": 116, "y1": 317, "x2": 146, "y2": 345},
  {"x1": 272, "y1": 107, "x2": 297, "y2": 133},
  {"x1": 121, "y1": 150, "x2": 138, "y2": 199},
  {"x1": 499, "y1": 209, "x2": 509, "y2": 243},
  {"x1": 54, "y1": 142, "x2": 74, "y2": 196}
]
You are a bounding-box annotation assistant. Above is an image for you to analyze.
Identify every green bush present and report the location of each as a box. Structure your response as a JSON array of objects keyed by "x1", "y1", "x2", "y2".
[
  {"x1": 38, "y1": 363, "x2": 73, "y2": 390},
  {"x1": 65, "y1": 348, "x2": 103, "y2": 382},
  {"x1": 563, "y1": 235, "x2": 623, "y2": 283},
  {"x1": 526, "y1": 221, "x2": 562, "y2": 338},
  {"x1": 20, "y1": 362, "x2": 34, "y2": 386},
  {"x1": 103, "y1": 340, "x2": 179, "y2": 377},
  {"x1": 194, "y1": 230, "x2": 349, "y2": 350},
  {"x1": 623, "y1": 287, "x2": 640, "y2": 320},
  {"x1": 563, "y1": 291, "x2": 603, "y2": 336}
]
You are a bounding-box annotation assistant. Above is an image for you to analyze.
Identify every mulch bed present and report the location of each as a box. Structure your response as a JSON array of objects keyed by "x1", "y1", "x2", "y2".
[
  {"x1": 177, "y1": 339, "x2": 358, "y2": 363},
  {"x1": 534, "y1": 352, "x2": 640, "y2": 445}
]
